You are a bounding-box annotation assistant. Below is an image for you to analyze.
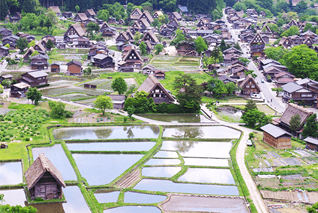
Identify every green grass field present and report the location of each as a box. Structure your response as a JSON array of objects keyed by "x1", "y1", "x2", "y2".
[{"x1": 150, "y1": 56, "x2": 200, "y2": 71}]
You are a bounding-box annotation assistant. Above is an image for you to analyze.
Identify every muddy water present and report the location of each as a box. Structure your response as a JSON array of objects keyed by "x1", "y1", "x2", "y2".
[
  {"x1": 66, "y1": 141, "x2": 156, "y2": 151},
  {"x1": 178, "y1": 168, "x2": 235, "y2": 184},
  {"x1": 104, "y1": 206, "x2": 161, "y2": 213},
  {"x1": 163, "y1": 126, "x2": 241, "y2": 139},
  {"x1": 72, "y1": 154, "x2": 144, "y2": 185},
  {"x1": 53, "y1": 126, "x2": 160, "y2": 140},
  {"x1": 95, "y1": 191, "x2": 120, "y2": 203},
  {"x1": 145, "y1": 159, "x2": 181, "y2": 166},
  {"x1": 124, "y1": 192, "x2": 166, "y2": 203},
  {"x1": 142, "y1": 167, "x2": 181, "y2": 178},
  {"x1": 161, "y1": 141, "x2": 232, "y2": 158},
  {"x1": 139, "y1": 114, "x2": 213, "y2": 123},
  {"x1": 32, "y1": 144, "x2": 77, "y2": 180},
  {"x1": 0, "y1": 162, "x2": 23, "y2": 185},
  {"x1": 134, "y1": 179, "x2": 239, "y2": 195}
]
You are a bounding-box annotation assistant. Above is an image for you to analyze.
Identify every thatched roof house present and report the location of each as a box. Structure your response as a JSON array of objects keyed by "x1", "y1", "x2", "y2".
[{"x1": 25, "y1": 153, "x2": 66, "y2": 200}]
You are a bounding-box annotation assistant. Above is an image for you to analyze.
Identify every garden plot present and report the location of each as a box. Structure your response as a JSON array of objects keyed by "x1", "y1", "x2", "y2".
[
  {"x1": 150, "y1": 56, "x2": 200, "y2": 71},
  {"x1": 56, "y1": 93, "x2": 95, "y2": 101},
  {"x1": 41, "y1": 86, "x2": 110, "y2": 96},
  {"x1": 75, "y1": 98, "x2": 97, "y2": 106},
  {"x1": 80, "y1": 79, "x2": 111, "y2": 86},
  {"x1": 97, "y1": 78, "x2": 138, "y2": 90},
  {"x1": 49, "y1": 80, "x2": 77, "y2": 87}
]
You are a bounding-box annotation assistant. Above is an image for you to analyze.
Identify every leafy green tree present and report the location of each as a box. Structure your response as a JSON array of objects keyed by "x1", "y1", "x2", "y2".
[
  {"x1": 234, "y1": 42, "x2": 241, "y2": 51},
  {"x1": 75, "y1": 5, "x2": 80, "y2": 13},
  {"x1": 282, "y1": 44, "x2": 318, "y2": 80},
  {"x1": 44, "y1": 17, "x2": 53, "y2": 29},
  {"x1": 31, "y1": 50, "x2": 39, "y2": 57},
  {"x1": 238, "y1": 57, "x2": 250, "y2": 66},
  {"x1": 171, "y1": 29, "x2": 185, "y2": 46},
  {"x1": 154, "y1": 44, "x2": 163, "y2": 55},
  {"x1": 233, "y1": 2, "x2": 246, "y2": 11},
  {"x1": 97, "y1": 10, "x2": 110, "y2": 22},
  {"x1": 264, "y1": 46, "x2": 288, "y2": 62},
  {"x1": 28, "y1": 40, "x2": 35, "y2": 48},
  {"x1": 294, "y1": 0, "x2": 308, "y2": 13},
  {"x1": 225, "y1": 82, "x2": 237, "y2": 95},
  {"x1": 244, "y1": 70, "x2": 257, "y2": 78},
  {"x1": 111, "y1": 77, "x2": 127, "y2": 95},
  {"x1": 86, "y1": 22, "x2": 100, "y2": 38},
  {"x1": 1, "y1": 79, "x2": 11, "y2": 88},
  {"x1": 21, "y1": 0, "x2": 36, "y2": 13},
  {"x1": 0, "y1": 84, "x2": 3, "y2": 94},
  {"x1": 194, "y1": 36, "x2": 207, "y2": 55},
  {"x1": 158, "y1": 15, "x2": 169, "y2": 24},
  {"x1": 242, "y1": 109, "x2": 269, "y2": 129},
  {"x1": 49, "y1": 101, "x2": 67, "y2": 119},
  {"x1": 94, "y1": 95, "x2": 113, "y2": 115},
  {"x1": 174, "y1": 74, "x2": 202, "y2": 113},
  {"x1": 16, "y1": 37, "x2": 28, "y2": 52},
  {"x1": 244, "y1": 99, "x2": 257, "y2": 113},
  {"x1": 281, "y1": 25, "x2": 299, "y2": 37},
  {"x1": 0, "y1": 0, "x2": 9, "y2": 21},
  {"x1": 127, "y1": 106, "x2": 135, "y2": 117},
  {"x1": 219, "y1": 39, "x2": 228, "y2": 52},
  {"x1": 268, "y1": 23, "x2": 279, "y2": 33},
  {"x1": 45, "y1": 39, "x2": 54, "y2": 50},
  {"x1": 276, "y1": 18, "x2": 285, "y2": 27},
  {"x1": 4, "y1": 44, "x2": 10, "y2": 49},
  {"x1": 302, "y1": 114, "x2": 318, "y2": 138},
  {"x1": 207, "y1": 78, "x2": 227, "y2": 98},
  {"x1": 134, "y1": 31, "x2": 141, "y2": 43},
  {"x1": 152, "y1": 18, "x2": 160, "y2": 27},
  {"x1": 272, "y1": 87, "x2": 283, "y2": 96},
  {"x1": 26, "y1": 87, "x2": 42, "y2": 105},
  {"x1": 139, "y1": 41, "x2": 147, "y2": 55},
  {"x1": 289, "y1": 114, "x2": 301, "y2": 132}
]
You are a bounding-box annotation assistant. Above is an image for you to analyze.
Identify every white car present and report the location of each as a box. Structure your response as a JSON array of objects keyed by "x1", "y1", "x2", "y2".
[{"x1": 247, "y1": 140, "x2": 253, "y2": 146}]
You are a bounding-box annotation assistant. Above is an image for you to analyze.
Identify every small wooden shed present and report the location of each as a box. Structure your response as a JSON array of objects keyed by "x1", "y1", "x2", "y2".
[
  {"x1": 260, "y1": 123, "x2": 292, "y2": 149},
  {"x1": 304, "y1": 137, "x2": 318, "y2": 151},
  {"x1": 25, "y1": 153, "x2": 66, "y2": 200},
  {"x1": 51, "y1": 63, "x2": 60, "y2": 73}
]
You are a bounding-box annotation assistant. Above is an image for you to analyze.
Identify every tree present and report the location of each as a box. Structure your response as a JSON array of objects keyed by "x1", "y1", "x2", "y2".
[
  {"x1": 244, "y1": 70, "x2": 257, "y2": 78},
  {"x1": 238, "y1": 57, "x2": 250, "y2": 66},
  {"x1": 194, "y1": 36, "x2": 207, "y2": 54},
  {"x1": 207, "y1": 78, "x2": 227, "y2": 98},
  {"x1": 264, "y1": 46, "x2": 288, "y2": 62},
  {"x1": 154, "y1": 44, "x2": 163, "y2": 55},
  {"x1": 0, "y1": 204, "x2": 37, "y2": 213},
  {"x1": 289, "y1": 114, "x2": 301, "y2": 132},
  {"x1": 1, "y1": 79, "x2": 11, "y2": 88},
  {"x1": 244, "y1": 99, "x2": 257, "y2": 113},
  {"x1": 111, "y1": 77, "x2": 127, "y2": 95},
  {"x1": 127, "y1": 106, "x2": 135, "y2": 117},
  {"x1": 0, "y1": 0, "x2": 9, "y2": 21},
  {"x1": 282, "y1": 44, "x2": 318, "y2": 80},
  {"x1": 233, "y1": 2, "x2": 246, "y2": 11},
  {"x1": 134, "y1": 31, "x2": 141, "y2": 43},
  {"x1": 44, "y1": 18, "x2": 53, "y2": 29},
  {"x1": 174, "y1": 74, "x2": 202, "y2": 112},
  {"x1": 86, "y1": 22, "x2": 100, "y2": 38},
  {"x1": 219, "y1": 39, "x2": 228, "y2": 52},
  {"x1": 281, "y1": 25, "x2": 299, "y2": 37},
  {"x1": 31, "y1": 50, "x2": 39, "y2": 57},
  {"x1": 26, "y1": 87, "x2": 42, "y2": 105},
  {"x1": 294, "y1": 0, "x2": 307, "y2": 13},
  {"x1": 16, "y1": 37, "x2": 28, "y2": 52},
  {"x1": 45, "y1": 39, "x2": 54, "y2": 50},
  {"x1": 28, "y1": 40, "x2": 35, "y2": 48},
  {"x1": 4, "y1": 44, "x2": 10, "y2": 49},
  {"x1": 0, "y1": 84, "x2": 3, "y2": 94},
  {"x1": 83, "y1": 68, "x2": 91, "y2": 75},
  {"x1": 139, "y1": 41, "x2": 147, "y2": 55},
  {"x1": 49, "y1": 101, "x2": 66, "y2": 119},
  {"x1": 302, "y1": 114, "x2": 318, "y2": 138},
  {"x1": 272, "y1": 87, "x2": 283, "y2": 96},
  {"x1": 152, "y1": 18, "x2": 160, "y2": 28},
  {"x1": 94, "y1": 95, "x2": 113, "y2": 115},
  {"x1": 171, "y1": 29, "x2": 185, "y2": 46},
  {"x1": 225, "y1": 82, "x2": 237, "y2": 95},
  {"x1": 97, "y1": 10, "x2": 110, "y2": 22},
  {"x1": 268, "y1": 23, "x2": 279, "y2": 33},
  {"x1": 234, "y1": 42, "x2": 241, "y2": 51},
  {"x1": 75, "y1": 5, "x2": 80, "y2": 13}
]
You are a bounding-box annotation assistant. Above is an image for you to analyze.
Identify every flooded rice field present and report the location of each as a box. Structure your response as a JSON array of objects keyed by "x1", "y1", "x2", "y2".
[
  {"x1": 62, "y1": 186, "x2": 91, "y2": 213},
  {"x1": 178, "y1": 168, "x2": 235, "y2": 184},
  {"x1": 72, "y1": 153, "x2": 144, "y2": 185},
  {"x1": 145, "y1": 158, "x2": 181, "y2": 166},
  {"x1": 163, "y1": 126, "x2": 241, "y2": 139},
  {"x1": 153, "y1": 150, "x2": 179, "y2": 158},
  {"x1": 124, "y1": 192, "x2": 167, "y2": 203},
  {"x1": 142, "y1": 167, "x2": 181, "y2": 178},
  {"x1": 32, "y1": 144, "x2": 77, "y2": 180},
  {"x1": 0, "y1": 161, "x2": 23, "y2": 185},
  {"x1": 134, "y1": 179, "x2": 239, "y2": 195},
  {"x1": 161, "y1": 141, "x2": 232, "y2": 158},
  {"x1": 0, "y1": 189, "x2": 26, "y2": 206},
  {"x1": 183, "y1": 158, "x2": 229, "y2": 167},
  {"x1": 53, "y1": 126, "x2": 160, "y2": 140},
  {"x1": 66, "y1": 141, "x2": 156, "y2": 151},
  {"x1": 139, "y1": 114, "x2": 213, "y2": 123},
  {"x1": 95, "y1": 191, "x2": 120, "y2": 203}
]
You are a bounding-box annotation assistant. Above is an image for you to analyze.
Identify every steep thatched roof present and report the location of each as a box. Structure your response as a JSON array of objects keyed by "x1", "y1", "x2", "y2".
[
  {"x1": 280, "y1": 103, "x2": 313, "y2": 127},
  {"x1": 25, "y1": 153, "x2": 66, "y2": 190},
  {"x1": 49, "y1": 6, "x2": 61, "y2": 14},
  {"x1": 239, "y1": 74, "x2": 260, "y2": 91}
]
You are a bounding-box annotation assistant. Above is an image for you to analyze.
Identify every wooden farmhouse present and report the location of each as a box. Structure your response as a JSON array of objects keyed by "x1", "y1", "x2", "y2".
[
  {"x1": 51, "y1": 62, "x2": 60, "y2": 73},
  {"x1": 137, "y1": 75, "x2": 174, "y2": 104},
  {"x1": 48, "y1": 6, "x2": 61, "y2": 15},
  {"x1": 67, "y1": 60, "x2": 83, "y2": 76},
  {"x1": 261, "y1": 124, "x2": 292, "y2": 149},
  {"x1": 130, "y1": 8, "x2": 142, "y2": 20},
  {"x1": 0, "y1": 27, "x2": 12, "y2": 38},
  {"x1": 73, "y1": 13, "x2": 88, "y2": 25},
  {"x1": 20, "y1": 71, "x2": 48, "y2": 87},
  {"x1": 139, "y1": 11, "x2": 154, "y2": 24},
  {"x1": 141, "y1": 30, "x2": 159, "y2": 45},
  {"x1": 169, "y1": 12, "x2": 182, "y2": 21},
  {"x1": 0, "y1": 45, "x2": 9, "y2": 57},
  {"x1": 25, "y1": 153, "x2": 66, "y2": 200},
  {"x1": 64, "y1": 23, "x2": 86, "y2": 41},
  {"x1": 30, "y1": 54, "x2": 49, "y2": 70},
  {"x1": 153, "y1": 11, "x2": 163, "y2": 19},
  {"x1": 122, "y1": 47, "x2": 142, "y2": 69},
  {"x1": 92, "y1": 54, "x2": 115, "y2": 68},
  {"x1": 249, "y1": 33, "x2": 265, "y2": 57},
  {"x1": 282, "y1": 82, "x2": 317, "y2": 106},
  {"x1": 304, "y1": 137, "x2": 318, "y2": 151},
  {"x1": 85, "y1": 9, "x2": 96, "y2": 18},
  {"x1": 239, "y1": 74, "x2": 260, "y2": 95},
  {"x1": 10, "y1": 82, "x2": 29, "y2": 98},
  {"x1": 176, "y1": 41, "x2": 196, "y2": 56}
]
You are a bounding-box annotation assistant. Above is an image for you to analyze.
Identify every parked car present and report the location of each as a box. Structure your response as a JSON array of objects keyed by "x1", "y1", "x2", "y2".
[
  {"x1": 261, "y1": 79, "x2": 264, "y2": 83},
  {"x1": 247, "y1": 140, "x2": 253, "y2": 146}
]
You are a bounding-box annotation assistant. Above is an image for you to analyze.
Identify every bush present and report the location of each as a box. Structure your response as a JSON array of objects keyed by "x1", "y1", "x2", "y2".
[
  {"x1": 157, "y1": 103, "x2": 167, "y2": 113},
  {"x1": 65, "y1": 111, "x2": 74, "y2": 118},
  {"x1": 25, "y1": 138, "x2": 30, "y2": 141},
  {"x1": 167, "y1": 104, "x2": 180, "y2": 113},
  {"x1": 34, "y1": 197, "x2": 44, "y2": 201}
]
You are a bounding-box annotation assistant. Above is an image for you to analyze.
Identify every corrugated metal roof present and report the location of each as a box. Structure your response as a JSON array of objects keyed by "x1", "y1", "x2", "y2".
[{"x1": 260, "y1": 123, "x2": 291, "y2": 138}]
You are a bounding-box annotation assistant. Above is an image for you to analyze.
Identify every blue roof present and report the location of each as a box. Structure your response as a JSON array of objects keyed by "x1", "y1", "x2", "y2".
[{"x1": 178, "y1": 5, "x2": 188, "y2": 13}]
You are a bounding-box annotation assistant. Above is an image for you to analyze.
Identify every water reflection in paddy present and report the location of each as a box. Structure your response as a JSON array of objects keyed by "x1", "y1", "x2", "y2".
[
  {"x1": 178, "y1": 168, "x2": 235, "y2": 184},
  {"x1": 124, "y1": 192, "x2": 167, "y2": 203},
  {"x1": 163, "y1": 126, "x2": 241, "y2": 139},
  {"x1": 32, "y1": 144, "x2": 77, "y2": 180},
  {"x1": 63, "y1": 186, "x2": 91, "y2": 213},
  {"x1": 95, "y1": 191, "x2": 120, "y2": 203},
  {"x1": 153, "y1": 151, "x2": 179, "y2": 158},
  {"x1": 0, "y1": 189, "x2": 26, "y2": 206},
  {"x1": 161, "y1": 141, "x2": 232, "y2": 158},
  {"x1": 184, "y1": 158, "x2": 229, "y2": 167},
  {"x1": 72, "y1": 154, "x2": 144, "y2": 185},
  {"x1": 104, "y1": 206, "x2": 161, "y2": 213},
  {"x1": 0, "y1": 162, "x2": 23, "y2": 185},
  {"x1": 142, "y1": 167, "x2": 181, "y2": 178},
  {"x1": 67, "y1": 142, "x2": 156, "y2": 151},
  {"x1": 53, "y1": 126, "x2": 160, "y2": 140},
  {"x1": 145, "y1": 158, "x2": 181, "y2": 166},
  {"x1": 139, "y1": 114, "x2": 213, "y2": 123},
  {"x1": 134, "y1": 179, "x2": 239, "y2": 195}
]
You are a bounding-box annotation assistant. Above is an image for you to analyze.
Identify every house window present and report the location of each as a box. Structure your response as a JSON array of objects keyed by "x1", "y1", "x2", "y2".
[
  {"x1": 155, "y1": 89, "x2": 159, "y2": 93},
  {"x1": 251, "y1": 85, "x2": 255, "y2": 88},
  {"x1": 246, "y1": 85, "x2": 250, "y2": 88},
  {"x1": 155, "y1": 94, "x2": 160, "y2": 97},
  {"x1": 301, "y1": 94, "x2": 312, "y2": 97}
]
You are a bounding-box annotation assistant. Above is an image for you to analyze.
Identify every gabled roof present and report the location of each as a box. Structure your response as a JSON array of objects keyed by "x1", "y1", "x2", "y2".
[
  {"x1": 123, "y1": 47, "x2": 142, "y2": 62},
  {"x1": 86, "y1": 9, "x2": 96, "y2": 16},
  {"x1": 300, "y1": 29, "x2": 317, "y2": 37},
  {"x1": 261, "y1": 24, "x2": 272, "y2": 33},
  {"x1": 140, "y1": 11, "x2": 154, "y2": 23},
  {"x1": 30, "y1": 54, "x2": 49, "y2": 60},
  {"x1": 223, "y1": 47, "x2": 242, "y2": 54},
  {"x1": 130, "y1": 8, "x2": 142, "y2": 19},
  {"x1": 67, "y1": 23, "x2": 85, "y2": 37},
  {"x1": 142, "y1": 30, "x2": 159, "y2": 43},
  {"x1": 280, "y1": 103, "x2": 313, "y2": 127},
  {"x1": 261, "y1": 123, "x2": 291, "y2": 138},
  {"x1": 171, "y1": 12, "x2": 182, "y2": 20},
  {"x1": 132, "y1": 21, "x2": 142, "y2": 29},
  {"x1": 34, "y1": 41, "x2": 46, "y2": 52},
  {"x1": 137, "y1": 75, "x2": 174, "y2": 100},
  {"x1": 139, "y1": 18, "x2": 151, "y2": 28},
  {"x1": 250, "y1": 33, "x2": 266, "y2": 45},
  {"x1": 274, "y1": 72, "x2": 295, "y2": 78},
  {"x1": 304, "y1": 137, "x2": 318, "y2": 145},
  {"x1": 100, "y1": 22, "x2": 110, "y2": 29},
  {"x1": 49, "y1": 6, "x2": 61, "y2": 13},
  {"x1": 25, "y1": 153, "x2": 66, "y2": 190},
  {"x1": 178, "y1": 5, "x2": 188, "y2": 13},
  {"x1": 154, "y1": 11, "x2": 164, "y2": 17},
  {"x1": 116, "y1": 32, "x2": 129, "y2": 41},
  {"x1": 13, "y1": 82, "x2": 30, "y2": 89},
  {"x1": 288, "y1": 19, "x2": 298, "y2": 26},
  {"x1": 75, "y1": 13, "x2": 88, "y2": 21},
  {"x1": 282, "y1": 82, "x2": 303, "y2": 93},
  {"x1": 239, "y1": 74, "x2": 260, "y2": 91},
  {"x1": 26, "y1": 70, "x2": 48, "y2": 78},
  {"x1": 67, "y1": 60, "x2": 82, "y2": 67}
]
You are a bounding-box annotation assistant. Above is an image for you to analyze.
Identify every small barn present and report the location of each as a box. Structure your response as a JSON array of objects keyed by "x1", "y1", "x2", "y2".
[
  {"x1": 25, "y1": 153, "x2": 66, "y2": 200},
  {"x1": 304, "y1": 137, "x2": 318, "y2": 151},
  {"x1": 260, "y1": 123, "x2": 292, "y2": 149},
  {"x1": 51, "y1": 62, "x2": 60, "y2": 73}
]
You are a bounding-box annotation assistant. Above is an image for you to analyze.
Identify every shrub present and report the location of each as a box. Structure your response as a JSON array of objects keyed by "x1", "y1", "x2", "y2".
[
  {"x1": 157, "y1": 103, "x2": 167, "y2": 113},
  {"x1": 25, "y1": 138, "x2": 30, "y2": 141},
  {"x1": 167, "y1": 104, "x2": 180, "y2": 113}
]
